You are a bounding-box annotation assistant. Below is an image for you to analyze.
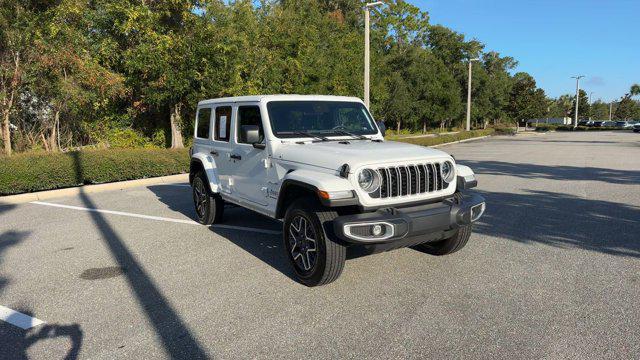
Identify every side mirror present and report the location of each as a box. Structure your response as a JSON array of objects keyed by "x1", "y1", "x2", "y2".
[
  {"x1": 376, "y1": 120, "x2": 386, "y2": 137},
  {"x1": 242, "y1": 125, "x2": 262, "y2": 143}
]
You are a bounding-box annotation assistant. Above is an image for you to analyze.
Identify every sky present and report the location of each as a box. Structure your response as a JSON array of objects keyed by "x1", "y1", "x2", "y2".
[{"x1": 414, "y1": 0, "x2": 640, "y2": 102}]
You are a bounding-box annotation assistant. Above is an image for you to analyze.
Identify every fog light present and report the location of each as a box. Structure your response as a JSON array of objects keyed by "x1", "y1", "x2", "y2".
[
  {"x1": 343, "y1": 222, "x2": 394, "y2": 241},
  {"x1": 470, "y1": 202, "x2": 486, "y2": 222}
]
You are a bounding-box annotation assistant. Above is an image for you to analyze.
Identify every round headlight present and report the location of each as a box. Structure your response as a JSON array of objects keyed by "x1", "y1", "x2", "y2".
[
  {"x1": 358, "y1": 168, "x2": 380, "y2": 193},
  {"x1": 441, "y1": 161, "x2": 455, "y2": 183}
]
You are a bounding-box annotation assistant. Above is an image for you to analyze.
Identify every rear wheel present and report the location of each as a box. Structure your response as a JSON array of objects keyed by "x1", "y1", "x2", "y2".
[
  {"x1": 192, "y1": 171, "x2": 224, "y2": 225},
  {"x1": 283, "y1": 199, "x2": 346, "y2": 286}
]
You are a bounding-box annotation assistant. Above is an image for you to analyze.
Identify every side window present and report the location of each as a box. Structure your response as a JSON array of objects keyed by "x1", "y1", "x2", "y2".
[
  {"x1": 237, "y1": 106, "x2": 264, "y2": 144},
  {"x1": 196, "y1": 107, "x2": 212, "y2": 139},
  {"x1": 214, "y1": 106, "x2": 232, "y2": 142}
]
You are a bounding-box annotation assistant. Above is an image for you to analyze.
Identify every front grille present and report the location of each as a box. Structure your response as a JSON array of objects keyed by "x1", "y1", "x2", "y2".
[{"x1": 375, "y1": 163, "x2": 447, "y2": 199}]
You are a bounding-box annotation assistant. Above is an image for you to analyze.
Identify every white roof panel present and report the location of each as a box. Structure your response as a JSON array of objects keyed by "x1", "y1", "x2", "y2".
[{"x1": 197, "y1": 94, "x2": 363, "y2": 106}]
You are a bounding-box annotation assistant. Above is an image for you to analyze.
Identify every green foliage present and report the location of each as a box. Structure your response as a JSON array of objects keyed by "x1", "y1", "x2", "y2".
[
  {"x1": 2, "y1": 0, "x2": 584, "y2": 155},
  {"x1": 0, "y1": 148, "x2": 189, "y2": 195}
]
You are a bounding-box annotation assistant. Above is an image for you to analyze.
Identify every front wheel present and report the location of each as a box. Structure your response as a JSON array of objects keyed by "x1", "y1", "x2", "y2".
[
  {"x1": 415, "y1": 192, "x2": 471, "y2": 255},
  {"x1": 283, "y1": 199, "x2": 346, "y2": 287}
]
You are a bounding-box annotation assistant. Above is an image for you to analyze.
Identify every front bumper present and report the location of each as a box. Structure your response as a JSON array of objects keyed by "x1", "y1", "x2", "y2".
[{"x1": 333, "y1": 193, "x2": 485, "y2": 245}]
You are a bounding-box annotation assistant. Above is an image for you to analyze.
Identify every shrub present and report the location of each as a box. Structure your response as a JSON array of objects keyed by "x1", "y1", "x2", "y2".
[
  {"x1": 493, "y1": 126, "x2": 517, "y2": 135},
  {"x1": 395, "y1": 129, "x2": 494, "y2": 147},
  {"x1": 0, "y1": 148, "x2": 189, "y2": 195}
]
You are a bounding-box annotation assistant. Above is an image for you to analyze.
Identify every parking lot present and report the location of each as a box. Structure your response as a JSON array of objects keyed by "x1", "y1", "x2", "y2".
[{"x1": 1, "y1": 131, "x2": 639, "y2": 359}]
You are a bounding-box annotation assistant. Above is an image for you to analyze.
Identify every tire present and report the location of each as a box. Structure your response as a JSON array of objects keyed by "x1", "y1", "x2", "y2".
[
  {"x1": 283, "y1": 198, "x2": 346, "y2": 287},
  {"x1": 415, "y1": 192, "x2": 471, "y2": 255},
  {"x1": 192, "y1": 171, "x2": 224, "y2": 225}
]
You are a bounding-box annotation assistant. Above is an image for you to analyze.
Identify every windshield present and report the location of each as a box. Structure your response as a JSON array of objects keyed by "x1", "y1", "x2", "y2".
[{"x1": 266, "y1": 101, "x2": 378, "y2": 138}]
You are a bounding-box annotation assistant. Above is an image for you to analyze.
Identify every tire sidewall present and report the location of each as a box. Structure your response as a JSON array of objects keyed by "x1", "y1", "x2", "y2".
[
  {"x1": 283, "y1": 205, "x2": 328, "y2": 284},
  {"x1": 192, "y1": 175, "x2": 209, "y2": 223}
]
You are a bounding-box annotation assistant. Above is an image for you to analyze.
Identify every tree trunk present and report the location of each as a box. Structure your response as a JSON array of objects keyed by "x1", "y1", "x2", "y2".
[
  {"x1": 422, "y1": 120, "x2": 427, "y2": 134},
  {"x1": 49, "y1": 110, "x2": 59, "y2": 152},
  {"x1": 170, "y1": 103, "x2": 184, "y2": 149},
  {"x1": 2, "y1": 110, "x2": 11, "y2": 155},
  {"x1": 1, "y1": 51, "x2": 20, "y2": 155},
  {"x1": 396, "y1": 120, "x2": 401, "y2": 134}
]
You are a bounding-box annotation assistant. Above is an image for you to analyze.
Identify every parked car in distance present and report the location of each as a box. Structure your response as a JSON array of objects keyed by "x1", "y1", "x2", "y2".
[
  {"x1": 614, "y1": 121, "x2": 634, "y2": 129},
  {"x1": 592, "y1": 121, "x2": 606, "y2": 127},
  {"x1": 189, "y1": 95, "x2": 485, "y2": 286},
  {"x1": 633, "y1": 123, "x2": 640, "y2": 133},
  {"x1": 601, "y1": 121, "x2": 616, "y2": 127},
  {"x1": 578, "y1": 120, "x2": 594, "y2": 126}
]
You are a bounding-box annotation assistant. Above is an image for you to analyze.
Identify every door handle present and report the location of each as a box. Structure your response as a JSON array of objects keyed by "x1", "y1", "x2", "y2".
[
  {"x1": 210, "y1": 150, "x2": 218, "y2": 156},
  {"x1": 230, "y1": 154, "x2": 242, "y2": 160}
]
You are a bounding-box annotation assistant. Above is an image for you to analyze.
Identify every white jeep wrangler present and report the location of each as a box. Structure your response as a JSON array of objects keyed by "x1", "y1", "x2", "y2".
[{"x1": 190, "y1": 95, "x2": 485, "y2": 286}]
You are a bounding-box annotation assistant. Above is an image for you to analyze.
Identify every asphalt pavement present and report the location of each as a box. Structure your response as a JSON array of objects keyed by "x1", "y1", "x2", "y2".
[{"x1": 1, "y1": 131, "x2": 639, "y2": 359}]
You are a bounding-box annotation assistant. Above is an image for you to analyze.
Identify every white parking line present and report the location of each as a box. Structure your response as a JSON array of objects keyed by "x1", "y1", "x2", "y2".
[
  {"x1": 30, "y1": 201, "x2": 281, "y2": 235},
  {"x1": 0, "y1": 306, "x2": 45, "y2": 329}
]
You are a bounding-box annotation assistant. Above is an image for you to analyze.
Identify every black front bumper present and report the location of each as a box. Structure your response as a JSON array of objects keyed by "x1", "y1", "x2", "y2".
[{"x1": 333, "y1": 193, "x2": 485, "y2": 246}]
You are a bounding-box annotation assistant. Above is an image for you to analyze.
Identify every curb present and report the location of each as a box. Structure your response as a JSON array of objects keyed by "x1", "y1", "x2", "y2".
[
  {"x1": 0, "y1": 173, "x2": 189, "y2": 205},
  {"x1": 431, "y1": 135, "x2": 492, "y2": 148}
]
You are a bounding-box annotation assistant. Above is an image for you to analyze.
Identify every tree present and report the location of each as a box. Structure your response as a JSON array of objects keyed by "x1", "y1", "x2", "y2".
[
  {"x1": 507, "y1": 72, "x2": 548, "y2": 124},
  {"x1": 614, "y1": 95, "x2": 640, "y2": 120},
  {"x1": 0, "y1": 0, "x2": 36, "y2": 155},
  {"x1": 631, "y1": 84, "x2": 640, "y2": 96}
]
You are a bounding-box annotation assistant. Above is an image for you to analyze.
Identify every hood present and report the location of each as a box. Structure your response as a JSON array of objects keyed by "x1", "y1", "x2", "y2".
[{"x1": 273, "y1": 139, "x2": 451, "y2": 171}]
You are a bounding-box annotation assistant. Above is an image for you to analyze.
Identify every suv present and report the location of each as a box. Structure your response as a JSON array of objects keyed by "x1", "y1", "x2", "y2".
[{"x1": 189, "y1": 95, "x2": 485, "y2": 286}]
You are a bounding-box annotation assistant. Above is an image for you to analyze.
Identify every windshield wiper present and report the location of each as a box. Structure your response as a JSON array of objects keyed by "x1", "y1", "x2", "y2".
[
  {"x1": 332, "y1": 129, "x2": 369, "y2": 140},
  {"x1": 291, "y1": 131, "x2": 329, "y2": 141}
]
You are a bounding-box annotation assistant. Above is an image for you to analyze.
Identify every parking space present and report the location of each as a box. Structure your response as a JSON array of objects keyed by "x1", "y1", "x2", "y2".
[{"x1": 1, "y1": 131, "x2": 639, "y2": 359}]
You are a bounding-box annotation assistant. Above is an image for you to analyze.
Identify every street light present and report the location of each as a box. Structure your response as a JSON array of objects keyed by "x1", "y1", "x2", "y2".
[
  {"x1": 609, "y1": 101, "x2": 614, "y2": 121},
  {"x1": 589, "y1": 91, "x2": 594, "y2": 120},
  {"x1": 364, "y1": 1, "x2": 383, "y2": 109},
  {"x1": 466, "y1": 58, "x2": 480, "y2": 131},
  {"x1": 571, "y1": 75, "x2": 585, "y2": 128}
]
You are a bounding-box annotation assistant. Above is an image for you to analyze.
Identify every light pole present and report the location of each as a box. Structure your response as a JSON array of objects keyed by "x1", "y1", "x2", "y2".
[
  {"x1": 609, "y1": 101, "x2": 613, "y2": 121},
  {"x1": 571, "y1": 75, "x2": 585, "y2": 128},
  {"x1": 466, "y1": 58, "x2": 480, "y2": 131},
  {"x1": 589, "y1": 91, "x2": 594, "y2": 120},
  {"x1": 364, "y1": 1, "x2": 383, "y2": 109}
]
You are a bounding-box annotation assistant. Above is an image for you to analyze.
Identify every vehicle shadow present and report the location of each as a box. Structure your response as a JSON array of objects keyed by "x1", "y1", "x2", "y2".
[
  {"x1": 474, "y1": 189, "x2": 640, "y2": 258},
  {"x1": 463, "y1": 160, "x2": 640, "y2": 185},
  {"x1": 70, "y1": 153, "x2": 211, "y2": 359},
  {"x1": 147, "y1": 185, "x2": 299, "y2": 281}
]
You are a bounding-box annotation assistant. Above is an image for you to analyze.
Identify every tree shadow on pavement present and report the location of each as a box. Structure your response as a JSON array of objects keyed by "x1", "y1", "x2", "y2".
[
  {"x1": 0, "y1": 315, "x2": 83, "y2": 360},
  {"x1": 0, "y1": 203, "x2": 16, "y2": 216},
  {"x1": 474, "y1": 189, "x2": 640, "y2": 258},
  {"x1": 0, "y1": 230, "x2": 25, "y2": 295},
  {"x1": 70, "y1": 152, "x2": 211, "y2": 359},
  {"x1": 463, "y1": 160, "x2": 640, "y2": 185},
  {"x1": 0, "y1": 232, "x2": 84, "y2": 360}
]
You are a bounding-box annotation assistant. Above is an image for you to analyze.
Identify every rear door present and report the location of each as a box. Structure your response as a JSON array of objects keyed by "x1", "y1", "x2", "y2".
[
  {"x1": 210, "y1": 105, "x2": 235, "y2": 195},
  {"x1": 192, "y1": 106, "x2": 214, "y2": 158}
]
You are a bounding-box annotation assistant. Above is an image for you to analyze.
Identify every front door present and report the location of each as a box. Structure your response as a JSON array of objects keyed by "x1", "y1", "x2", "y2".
[{"x1": 230, "y1": 103, "x2": 270, "y2": 207}]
